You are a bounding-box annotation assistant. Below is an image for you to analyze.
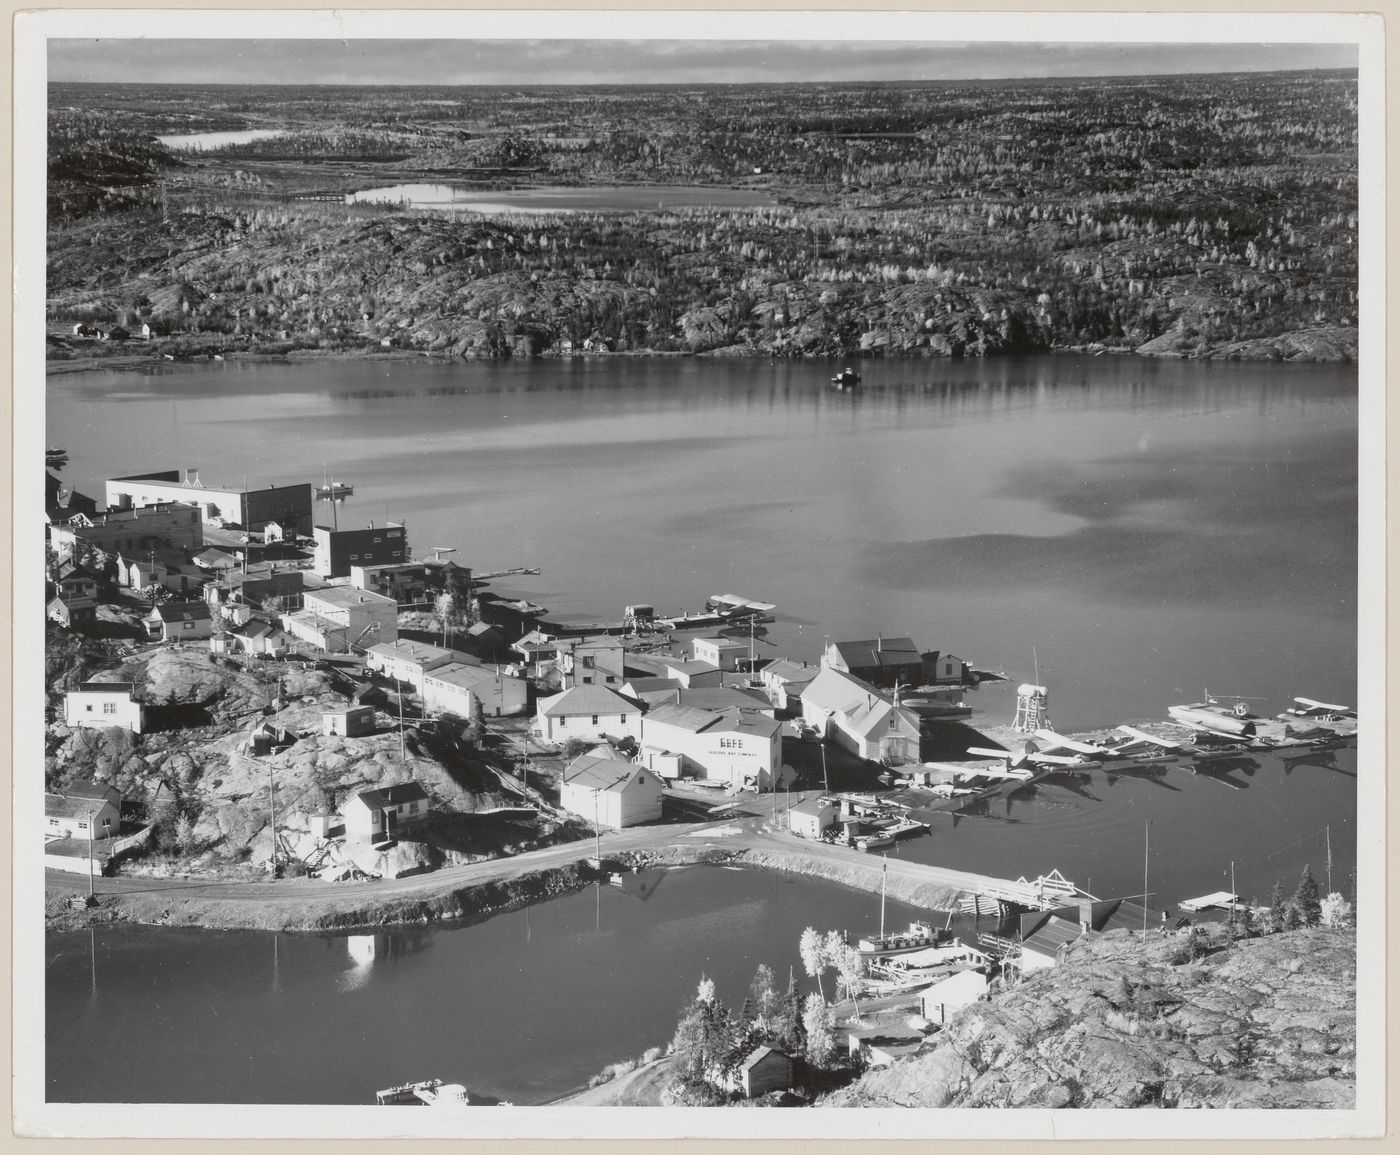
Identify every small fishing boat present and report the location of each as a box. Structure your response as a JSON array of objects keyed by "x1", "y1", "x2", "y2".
[
  {"x1": 856, "y1": 833, "x2": 896, "y2": 852},
  {"x1": 376, "y1": 1079, "x2": 470, "y2": 1107},
  {"x1": 831, "y1": 366, "x2": 862, "y2": 388},
  {"x1": 854, "y1": 920, "x2": 944, "y2": 957}
]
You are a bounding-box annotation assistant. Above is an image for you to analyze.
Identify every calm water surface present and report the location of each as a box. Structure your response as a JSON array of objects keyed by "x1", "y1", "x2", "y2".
[
  {"x1": 156, "y1": 128, "x2": 289, "y2": 152},
  {"x1": 47, "y1": 867, "x2": 923, "y2": 1104},
  {"x1": 46, "y1": 355, "x2": 1359, "y2": 1102},
  {"x1": 345, "y1": 183, "x2": 780, "y2": 212}
]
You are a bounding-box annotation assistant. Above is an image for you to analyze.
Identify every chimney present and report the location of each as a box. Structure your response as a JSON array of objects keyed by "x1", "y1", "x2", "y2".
[{"x1": 877, "y1": 633, "x2": 883, "y2": 652}]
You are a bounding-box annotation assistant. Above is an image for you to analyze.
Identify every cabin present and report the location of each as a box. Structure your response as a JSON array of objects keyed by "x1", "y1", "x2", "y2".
[
  {"x1": 45, "y1": 781, "x2": 122, "y2": 842},
  {"x1": 734, "y1": 1046, "x2": 793, "y2": 1098},
  {"x1": 63, "y1": 681, "x2": 144, "y2": 733},
  {"x1": 787, "y1": 796, "x2": 837, "y2": 839},
  {"x1": 322, "y1": 705, "x2": 377, "y2": 737},
  {"x1": 144, "y1": 600, "x2": 214, "y2": 642},
  {"x1": 919, "y1": 969, "x2": 989, "y2": 1025},
  {"x1": 47, "y1": 594, "x2": 98, "y2": 629},
  {"x1": 343, "y1": 781, "x2": 430, "y2": 843},
  {"x1": 559, "y1": 754, "x2": 665, "y2": 829},
  {"x1": 534, "y1": 684, "x2": 643, "y2": 744}
]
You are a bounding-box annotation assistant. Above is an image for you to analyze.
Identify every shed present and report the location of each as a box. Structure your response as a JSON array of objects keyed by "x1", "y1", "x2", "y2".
[
  {"x1": 919, "y1": 969, "x2": 989, "y2": 1024},
  {"x1": 787, "y1": 796, "x2": 837, "y2": 839},
  {"x1": 323, "y1": 705, "x2": 376, "y2": 738},
  {"x1": 737, "y1": 1046, "x2": 793, "y2": 1098}
]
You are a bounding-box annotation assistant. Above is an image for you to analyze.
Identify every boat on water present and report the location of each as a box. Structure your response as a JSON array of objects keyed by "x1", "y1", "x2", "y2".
[
  {"x1": 831, "y1": 367, "x2": 862, "y2": 388},
  {"x1": 902, "y1": 697, "x2": 973, "y2": 717},
  {"x1": 854, "y1": 920, "x2": 945, "y2": 957},
  {"x1": 855, "y1": 833, "x2": 896, "y2": 852},
  {"x1": 376, "y1": 1079, "x2": 471, "y2": 1107}
]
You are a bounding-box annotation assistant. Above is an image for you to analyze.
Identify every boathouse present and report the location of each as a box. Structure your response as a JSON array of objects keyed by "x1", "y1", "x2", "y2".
[
  {"x1": 559, "y1": 754, "x2": 664, "y2": 829},
  {"x1": 822, "y1": 635, "x2": 926, "y2": 688}
]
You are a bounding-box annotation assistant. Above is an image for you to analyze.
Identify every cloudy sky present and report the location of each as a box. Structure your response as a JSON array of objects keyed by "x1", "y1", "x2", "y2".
[{"x1": 49, "y1": 39, "x2": 1357, "y2": 87}]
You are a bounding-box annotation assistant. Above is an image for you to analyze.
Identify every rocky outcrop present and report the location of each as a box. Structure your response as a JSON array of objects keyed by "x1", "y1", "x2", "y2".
[
  {"x1": 822, "y1": 926, "x2": 1355, "y2": 1110},
  {"x1": 1136, "y1": 323, "x2": 1357, "y2": 363}
]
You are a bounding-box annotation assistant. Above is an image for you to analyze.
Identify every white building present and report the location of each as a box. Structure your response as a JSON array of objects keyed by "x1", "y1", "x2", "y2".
[
  {"x1": 919, "y1": 969, "x2": 989, "y2": 1025},
  {"x1": 787, "y1": 796, "x2": 837, "y2": 839},
  {"x1": 45, "y1": 782, "x2": 122, "y2": 841},
  {"x1": 283, "y1": 586, "x2": 398, "y2": 653},
  {"x1": 638, "y1": 703, "x2": 782, "y2": 790},
  {"x1": 343, "y1": 781, "x2": 430, "y2": 843},
  {"x1": 364, "y1": 638, "x2": 454, "y2": 690},
  {"x1": 691, "y1": 636, "x2": 749, "y2": 671},
  {"x1": 757, "y1": 658, "x2": 820, "y2": 710},
  {"x1": 423, "y1": 661, "x2": 529, "y2": 719},
  {"x1": 559, "y1": 754, "x2": 665, "y2": 829},
  {"x1": 63, "y1": 681, "x2": 144, "y2": 733},
  {"x1": 534, "y1": 684, "x2": 643, "y2": 744},
  {"x1": 801, "y1": 667, "x2": 922, "y2": 764}
]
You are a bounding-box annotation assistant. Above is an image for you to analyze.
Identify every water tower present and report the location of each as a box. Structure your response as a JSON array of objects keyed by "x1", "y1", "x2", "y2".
[{"x1": 1013, "y1": 683, "x2": 1050, "y2": 734}]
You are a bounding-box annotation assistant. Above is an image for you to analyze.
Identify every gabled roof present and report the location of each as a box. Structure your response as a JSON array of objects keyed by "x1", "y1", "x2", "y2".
[
  {"x1": 353, "y1": 780, "x2": 429, "y2": 810},
  {"x1": 49, "y1": 595, "x2": 97, "y2": 611},
  {"x1": 562, "y1": 753, "x2": 650, "y2": 793},
  {"x1": 645, "y1": 703, "x2": 782, "y2": 738},
  {"x1": 1021, "y1": 915, "x2": 1083, "y2": 958},
  {"x1": 645, "y1": 704, "x2": 724, "y2": 732},
  {"x1": 829, "y1": 637, "x2": 922, "y2": 669},
  {"x1": 788, "y1": 797, "x2": 833, "y2": 816},
  {"x1": 149, "y1": 601, "x2": 212, "y2": 623},
  {"x1": 676, "y1": 686, "x2": 769, "y2": 710},
  {"x1": 539, "y1": 684, "x2": 640, "y2": 717},
  {"x1": 662, "y1": 658, "x2": 718, "y2": 676},
  {"x1": 64, "y1": 780, "x2": 123, "y2": 801},
  {"x1": 739, "y1": 1045, "x2": 786, "y2": 1072},
  {"x1": 923, "y1": 968, "x2": 989, "y2": 1001},
  {"x1": 45, "y1": 783, "x2": 121, "y2": 818},
  {"x1": 760, "y1": 658, "x2": 820, "y2": 686},
  {"x1": 426, "y1": 661, "x2": 511, "y2": 691}
]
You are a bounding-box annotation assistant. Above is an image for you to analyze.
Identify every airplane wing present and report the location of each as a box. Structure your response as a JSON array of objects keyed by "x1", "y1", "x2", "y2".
[
  {"x1": 1114, "y1": 725, "x2": 1184, "y2": 751},
  {"x1": 1294, "y1": 697, "x2": 1353, "y2": 714},
  {"x1": 1033, "y1": 729, "x2": 1107, "y2": 757},
  {"x1": 1029, "y1": 752, "x2": 1090, "y2": 767}
]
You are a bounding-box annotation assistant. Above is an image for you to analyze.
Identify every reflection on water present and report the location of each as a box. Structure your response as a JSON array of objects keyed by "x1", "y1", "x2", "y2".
[
  {"x1": 345, "y1": 183, "x2": 780, "y2": 213},
  {"x1": 156, "y1": 128, "x2": 288, "y2": 151},
  {"x1": 48, "y1": 355, "x2": 1357, "y2": 731}
]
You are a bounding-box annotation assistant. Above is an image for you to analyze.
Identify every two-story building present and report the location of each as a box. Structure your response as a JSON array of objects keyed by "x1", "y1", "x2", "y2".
[
  {"x1": 691, "y1": 636, "x2": 750, "y2": 672},
  {"x1": 106, "y1": 469, "x2": 313, "y2": 535},
  {"x1": 283, "y1": 587, "x2": 398, "y2": 653},
  {"x1": 638, "y1": 703, "x2": 782, "y2": 790},
  {"x1": 422, "y1": 661, "x2": 529, "y2": 720},
  {"x1": 555, "y1": 636, "x2": 626, "y2": 688},
  {"x1": 63, "y1": 681, "x2": 144, "y2": 733},
  {"x1": 312, "y1": 522, "x2": 409, "y2": 578},
  {"x1": 801, "y1": 667, "x2": 922, "y2": 765},
  {"x1": 534, "y1": 684, "x2": 643, "y2": 744},
  {"x1": 559, "y1": 754, "x2": 665, "y2": 829},
  {"x1": 49, "y1": 502, "x2": 204, "y2": 561},
  {"x1": 364, "y1": 638, "x2": 454, "y2": 690},
  {"x1": 757, "y1": 658, "x2": 820, "y2": 711}
]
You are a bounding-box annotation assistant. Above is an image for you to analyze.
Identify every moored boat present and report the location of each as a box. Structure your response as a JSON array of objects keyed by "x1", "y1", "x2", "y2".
[
  {"x1": 831, "y1": 366, "x2": 862, "y2": 388},
  {"x1": 854, "y1": 919, "x2": 944, "y2": 957},
  {"x1": 376, "y1": 1079, "x2": 470, "y2": 1107}
]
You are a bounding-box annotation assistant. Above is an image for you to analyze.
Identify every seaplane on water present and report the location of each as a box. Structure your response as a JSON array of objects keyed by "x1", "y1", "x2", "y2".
[
  {"x1": 965, "y1": 737, "x2": 1094, "y2": 772},
  {"x1": 923, "y1": 760, "x2": 1034, "y2": 783},
  {"x1": 1282, "y1": 697, "x2": 1356, "y2": 721}
]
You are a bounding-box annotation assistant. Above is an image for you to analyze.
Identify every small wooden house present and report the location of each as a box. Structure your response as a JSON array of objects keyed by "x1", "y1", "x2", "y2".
[
  {"x1": 343, "y1": 781, "x2": 430, "y2": 843},
  {"x1": 323, "y1": 705, "x2": 376, "y2": 738}
]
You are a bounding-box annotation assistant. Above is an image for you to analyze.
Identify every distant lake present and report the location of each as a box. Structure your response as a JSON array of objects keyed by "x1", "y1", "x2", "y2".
[
  {"x1": 157, "y1": 128, "x2": 288, "y2": 152},
  {"x1": 345, "y1": 183, "x2": 780, "y2": 213}
]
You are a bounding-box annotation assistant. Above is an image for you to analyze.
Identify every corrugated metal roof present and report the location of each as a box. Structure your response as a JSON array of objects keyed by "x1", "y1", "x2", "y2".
[
  {"x1": 831, "y1": 637, "x2": 922, "y2": 668},
  {"x1": 562, "y1": 754, "x2": 646, "y2": 792},
  {"x1": 539, "y1": 684, "x2": 640, "y2": 717}
]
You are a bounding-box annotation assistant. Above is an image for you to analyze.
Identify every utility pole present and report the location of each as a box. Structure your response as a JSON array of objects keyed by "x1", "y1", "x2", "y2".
[
  {"x1": 1141, "y1": 822, "x2": 1150, "y2": 942},
  {"x1": 1326, "y1": 826, "x2": 1332, "y2": 894},
  {"x1": 1229, "y1": 859, "x2": 1236, "y2": 942},
  {"x1": 87, "y1": 805, "x2": 97, "y2": 899},
  {"x1": 397, "y1": 684, "x2": 407, "y2": 764},
  {"x1": 268, "y1": 757, "x2": 278, "y2": 872},
  {"x1": 821, "y1": 742, "x2": 829, "y2": 792}
]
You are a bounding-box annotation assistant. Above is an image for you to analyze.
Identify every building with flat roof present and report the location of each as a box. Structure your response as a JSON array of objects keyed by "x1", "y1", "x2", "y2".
[
  {"x1": 312, "y1": 522, "x2": 408, "y2": 578},
  {"x1": 64, "y1": 682, "x2": 144, "y2": 733},
  {"x1": 49, "y1": 502, "x2": 204, "y2": 560},
  {"x1": 283, "y1": 586, "x2": 399, "y2": 653},
  {"x1": 106, "y1": 469, "x2": 313, "y2": 534},
  {"x1": 639, "y1": 702, "x2": 782, "y2": 790}
]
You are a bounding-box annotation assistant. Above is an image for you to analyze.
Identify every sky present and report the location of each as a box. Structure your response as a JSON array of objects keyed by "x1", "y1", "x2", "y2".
[{"x1": 48, "y1": 39, "x2": 1358, "y2": 87}]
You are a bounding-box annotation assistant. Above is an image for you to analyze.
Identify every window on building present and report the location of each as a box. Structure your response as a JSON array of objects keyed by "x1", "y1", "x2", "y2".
[
  {"x1": 183, "y1": 622, "x2": 194, "y2": 630},
  {"x1": 350, "y1": 553, "x2": 359, "y2": 561},
  {"x1": 373, "y1": 537, "x2": 381, "y2": 544},
  {"x1": 78, "y1": 822, "x2": 88, "y2": 831},
  {"x1": 591, "y1": 715, "x2": 599, "y2": 725},
  {"x1": 85, "y1": 704, "x2": 94, "y2": 712},
  {"x1": 582, "y1": 676, "x2": 593, "y2": 685},
  {"x1": 619, "y1": 715, "x2": 627, "y2": 725},
  {"x1": 49, "y1": 818, "x2": 58, "y2": 827},
  {"x1": 582, "y1": 656, "x2": 595, "y2": 669},
  {"x1": 606, "y1": 675, "x2": 616, "y2": 683},
  {"x1": 103, "y1": 702, "x2": 117, "y2": 715}
]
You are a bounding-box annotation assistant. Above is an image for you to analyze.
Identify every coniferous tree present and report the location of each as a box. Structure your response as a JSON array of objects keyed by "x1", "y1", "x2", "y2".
[
  {"x1": 1269, "y1": 880, "x2": 1287, "y2": 933},
  {"x1": 1294, "y1": 863, "x2": 1322, "y2": 927}
]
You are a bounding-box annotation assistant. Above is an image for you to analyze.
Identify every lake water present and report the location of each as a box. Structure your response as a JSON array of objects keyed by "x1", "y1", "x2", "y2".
[
  {"x1": 345, "y1": 183, "x2": 779, "y2": 212},
  {"x1": 45, "y1": 352, "x2": 1360, "y2": 1103},
  {"x1": 46, "y1": 866, "x2": 922, "y2": 1104},
  {"x1": 156, "y1": 128, "x2": 288, "y2": 152}
]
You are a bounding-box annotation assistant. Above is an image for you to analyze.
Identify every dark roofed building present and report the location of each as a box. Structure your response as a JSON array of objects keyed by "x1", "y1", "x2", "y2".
[
  {"x1": 823, "y1": 636, "x2": 927, "y2": 688},
  {"x1": 144, "y1": 600, "x2": 214, "y2": 641},
  {"x1": 344, "y1": 780, "x2": 430, "y2": 842}
]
